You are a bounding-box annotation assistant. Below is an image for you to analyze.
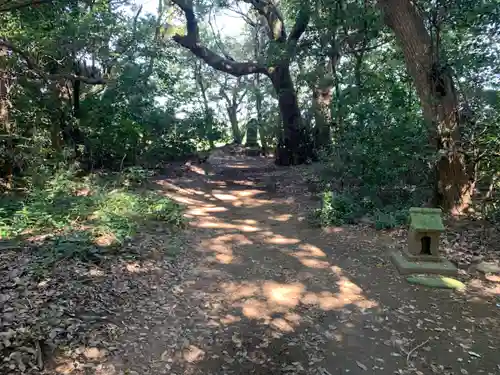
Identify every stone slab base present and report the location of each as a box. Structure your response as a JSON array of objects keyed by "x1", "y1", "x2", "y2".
[
  {"x1": 391, "y1": 251, "x2": 458, "y2": 276},
  {"x1": 402, "y1": 248, "x2": 441, "y2": 263}
]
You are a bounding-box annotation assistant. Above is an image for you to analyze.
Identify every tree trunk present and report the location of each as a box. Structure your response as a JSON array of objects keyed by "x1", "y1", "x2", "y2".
[
  {"x1": 378, "y1": 0, "x2": 472, "y2": 214},
  {"x1": 0, "y1": 58, "x2": 12, "y2": 188},
  {"x1": 253, "y1": 26, "x2": 268, "y2": 155},
  {"x1": 254, "y1": 73, "x2": 269, "y2": 155},
  {"x1": 271, "y1": 65, "x2": 314, "y2": 166},
  {"x1": 312, "y1": 85, "x2": 332, "y2": 151},
  {"x1": 227, "y1": 106, "x2": 242, "y2": 144},
  {"x1": 171, "y1": 0, "x2": 311, "y2": 164},
  {"x1": 353, "y1": 54, "x2": 365, "y2": 127},
  {"x1": 194, "y1": 62, "x2": 214, "y2": 148}
]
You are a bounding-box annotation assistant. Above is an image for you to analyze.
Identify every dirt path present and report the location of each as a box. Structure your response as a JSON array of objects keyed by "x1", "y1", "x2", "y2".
[{"x1": 64, "y1": 156, "x2": 499, "y2": 375}]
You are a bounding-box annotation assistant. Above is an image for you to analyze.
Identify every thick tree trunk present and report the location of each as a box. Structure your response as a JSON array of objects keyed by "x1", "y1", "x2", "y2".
[
  {"x1": 378, "y1": 0, "x2": 472, "y2": 214},
  {"x1": 227, "y1": 106, "x2": 242, "y2": 144},
  {"x1": 271, "y1": 65, "x2": 314, "y2": 166},
  {"x1": 172, "y1": 0, "x2": 311, "y2": 164}
]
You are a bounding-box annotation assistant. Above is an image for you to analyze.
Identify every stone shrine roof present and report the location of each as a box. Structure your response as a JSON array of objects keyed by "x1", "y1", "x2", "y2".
[{"x1": 409, "y1": 207, "x2": 445, "y2": 232}]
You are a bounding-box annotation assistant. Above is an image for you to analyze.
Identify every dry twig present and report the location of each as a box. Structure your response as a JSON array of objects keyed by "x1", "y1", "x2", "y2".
[{"x1": 406, "y1": 338, "x2": 431, "y2": 363}]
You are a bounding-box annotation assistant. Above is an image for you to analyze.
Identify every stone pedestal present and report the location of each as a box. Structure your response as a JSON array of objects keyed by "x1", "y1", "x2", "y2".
[
  {"x1": 245, "y1": 119, "x2": 259, "y2": 148},
  {"x1": 391, "y1": 207, "x2": 457, "y2": 275}
]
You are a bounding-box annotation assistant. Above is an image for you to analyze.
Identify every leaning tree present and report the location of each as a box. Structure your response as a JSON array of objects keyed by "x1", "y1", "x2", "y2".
[
  {"x1": 377, "y1": 0, "x2": 474, "y2": 213},
  {"x1": 169, "y1": 0, "x2": 314, "y2": 166}
]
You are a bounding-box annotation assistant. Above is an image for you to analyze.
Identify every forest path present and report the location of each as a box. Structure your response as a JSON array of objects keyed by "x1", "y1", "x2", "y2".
[{"x1": 92, "y1": 155, "x2": 498, "y2": 375}]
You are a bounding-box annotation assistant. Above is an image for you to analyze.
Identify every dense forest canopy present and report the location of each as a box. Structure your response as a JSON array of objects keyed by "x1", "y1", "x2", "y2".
[
  {"x1": 0, "y1": 0, "x2": 498, "y2": 216},
  {"x1": 0, "y1": 2, "x2": 500, "y2": 373}
]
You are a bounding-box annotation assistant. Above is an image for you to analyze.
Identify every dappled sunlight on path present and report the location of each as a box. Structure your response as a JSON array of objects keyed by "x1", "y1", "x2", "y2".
[{"x1": 53, "y1": 156, "x2": 500, "y2": 375}]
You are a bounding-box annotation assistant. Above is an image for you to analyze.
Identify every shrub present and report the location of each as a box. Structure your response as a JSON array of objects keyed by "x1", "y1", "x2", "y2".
[
  {"x1": 373, "y1": 209, "x2": 407, "y2": 230},
  {"x1": 318, "y1": 191, "x2": 361, "y2": 226},
  {"x1": 314, "y1": 190, "x2": 409, "y2": 230},
  {"x1": 0, "y1": 169, "x2": 185, "y2": 266}
]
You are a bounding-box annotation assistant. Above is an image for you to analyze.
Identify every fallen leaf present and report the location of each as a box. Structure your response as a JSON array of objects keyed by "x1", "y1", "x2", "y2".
[
  {"x1": 160, "y1": 350, "x2": 170, "y2": 361},
  {"x1": 84, "y1": 347, "x2": 107, "y2": 359},
  {"x1": 468, "y1": 351, "x2": 481, "y2": 358},
  {"x1": 356, "y1": 361, "x2": 367, "y2": 371},
  {"x1": 183, "y1": 345, "x2": 204, "y2": 363}
]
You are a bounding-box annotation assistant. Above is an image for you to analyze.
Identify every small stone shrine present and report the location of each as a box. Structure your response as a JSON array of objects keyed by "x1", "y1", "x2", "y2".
[
  {"x1": 244, "y1": 119, "x2": 262, "y2": 156},
  {"x1": 245, "y1": 119, "x2": 259, "y2": 148},
  {"x1": 391, "y1": 207, "x2": 457, "y2": 275}
]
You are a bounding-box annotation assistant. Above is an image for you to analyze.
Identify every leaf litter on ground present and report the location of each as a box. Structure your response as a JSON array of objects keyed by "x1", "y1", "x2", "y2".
[{"x1": 0, "y1": 222, "x2": 191, "y2": 374}]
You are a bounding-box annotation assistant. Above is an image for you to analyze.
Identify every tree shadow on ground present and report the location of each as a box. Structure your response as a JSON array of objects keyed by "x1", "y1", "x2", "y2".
[
  {"x1": 131, "y1": 161, "x2": 500, "y2": 375},
  {"x1": 5, "y1": 157, "x2": 497, "y2": 375}
]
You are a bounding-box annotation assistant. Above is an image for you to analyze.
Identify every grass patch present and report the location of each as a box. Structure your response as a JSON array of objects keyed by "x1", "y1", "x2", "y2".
[
  {"x1": 0, "y1": 168, "x2": 185, "y2": 267},
  {"x1": 310, "y1": 191, "x2": 409, "y2": 229}
]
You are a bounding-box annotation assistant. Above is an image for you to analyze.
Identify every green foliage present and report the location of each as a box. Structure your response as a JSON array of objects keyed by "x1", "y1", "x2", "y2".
[
  {"x1": 0, "y1": 169, "x2": 185, "y2": 266},
  {"x1": 316, "y1": 191, "x2": 360, "y2": 226},
  {"x1": 313, "y1": 189, "x2": 410, "y2": 230},
  {"x1": 119, "y1": 166, "x2": 156, "y2": 186},
  {"x1": 373, "y1": 209, "x2": 407, "y2": 230},
  {"x1": 0, "y1": 0, "x2": 499, "y2": 225},
  {"x1": 0, "y1": 1, "x2": 230, "y2": 187}
]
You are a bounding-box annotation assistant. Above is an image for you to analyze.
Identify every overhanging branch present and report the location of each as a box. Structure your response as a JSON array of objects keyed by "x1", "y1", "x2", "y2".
[
  {"x1": 170, "y1": 0, "x2": 268, "y2": 77},
  {"x1": 0, "y1": 38, "x2": 106, "y2": 84},
  {"x1": 0, "y1": 0, "x2": 51, "y2": 12},
  {"x1": 242, "y1": 0, "x2": 286, "y2": 41},
  {"x1": 227, "y1": 4, "x2": 257, "y2": 27},
  {"x1": 105, "y1": 5, "x2": 143, "y2": 73},
  {"x1": 286, "y1": 8, "x2": 310, "y2": 58},
  {"x1": 346, "y1": 37, "x2": 393, "y2": 54},
  {"x1": 287, "y1": 9, "x2": 310, "y2": 43}
]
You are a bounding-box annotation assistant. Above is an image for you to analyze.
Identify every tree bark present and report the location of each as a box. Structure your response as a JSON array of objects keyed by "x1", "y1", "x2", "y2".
[
  {"x1": 227, "y1": 106, "x2": 242, "y2": 144},
  {"x1": 378, "y1": 0, "x2": 472, "y2": 214},
  {"x1": 220, "y1": 76, "x2": 246, "y2": 145},
  {"x1": 254, "y1": 74, "x2": 268, "y2": 155},
  {"x1": 271, "y1": 65, "x2": 313, "y2": 165},
  {"x1": 0, "y1": 49, "x2": 12, "y2": 187},
  {"x1": 193, "y1": 61, "x2": 214, "y2": 148},
  {"x1": 312, "y1": 84, "x2": 332, "y2": 151},
  {"x1": 0, "y1": 0, "x2": 52, "y2": 12},
  {"x1": 171, "y1": 0, "x2": 313, "y2": 166},
  {"x1": 310, "y1": 53, "x2": 334, "y2": 151},
  {"x1": 253, "y1": 23, "x2": 268, "y2": 155}
]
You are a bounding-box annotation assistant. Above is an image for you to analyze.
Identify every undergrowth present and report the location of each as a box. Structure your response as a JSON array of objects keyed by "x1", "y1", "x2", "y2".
[
  {"x1": 0, "y1": 166, "x2": 185, "y2": 267},
  {"x1": 310, "y1": 190, "x2": 410, "y2": 229}
]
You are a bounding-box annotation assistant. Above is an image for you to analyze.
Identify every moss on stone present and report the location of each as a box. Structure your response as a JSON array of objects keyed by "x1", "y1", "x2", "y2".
[{"x1": 409, "y1": 207, "x2": 445, "y2": 232}]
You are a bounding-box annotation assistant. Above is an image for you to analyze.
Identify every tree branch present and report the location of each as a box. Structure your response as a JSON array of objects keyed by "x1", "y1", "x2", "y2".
[
  {"x1": 346, "y1": 37, "x2": 392, "y2": 54},
  {"x1": 242, "y1": 0, "x2": 286, "y2": 41},
  {"x1": 227, "y1": 4, "x2": 257, "y2": 27},
  {"x1": 219, "y1": 88, "x2": 231, "y2": 105},
  {"x1": 208, "y1": 5, "x2": 235, "y2": 61},
  {"x1": 105, "y1": 5, "x2": 143, "y2": 72},
  {"x1": 170, "y1": 0, "x2": 268, "y2": 77},
  {"x1": 237, "y1": 86, "x2": 249, "y2": 105},
  {"x1": 0, "y1": 38, "x2": 106, "y2": 84},
  {"x1": 285, "y1": 8, "x2": 310, "y2": 58},
  {"x1": 0, "y1": 0, "x2": 51, "y2": 12},
  {"x1": 287, "y1": 9, "x2": 310, "y2": 43},
  {"x1": 216, "y1": 75, "x2": 232, "y2": 104}
]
